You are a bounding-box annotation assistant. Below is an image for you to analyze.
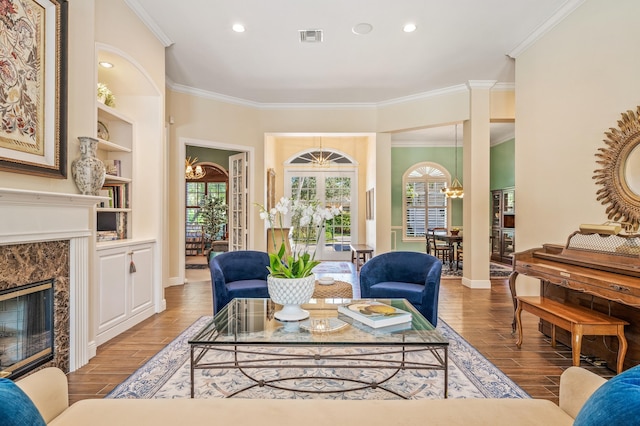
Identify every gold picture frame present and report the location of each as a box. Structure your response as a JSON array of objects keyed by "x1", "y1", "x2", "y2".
[
  {"x1": 0, "y1": 0, "x2": 68, "y2": 178},
  {"x1": 267, "y1": 168, "x2": 276, "y2": 210}
]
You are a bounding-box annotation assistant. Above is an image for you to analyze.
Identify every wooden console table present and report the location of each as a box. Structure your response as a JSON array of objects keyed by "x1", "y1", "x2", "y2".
[{"x1": 350, "y1": 244, "x2": 373, "y2": 271}]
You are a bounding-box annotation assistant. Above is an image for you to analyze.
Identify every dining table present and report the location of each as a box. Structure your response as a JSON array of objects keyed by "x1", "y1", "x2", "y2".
[{"x1": 433, "y1": 233, "x2": 463, "y2": 271}]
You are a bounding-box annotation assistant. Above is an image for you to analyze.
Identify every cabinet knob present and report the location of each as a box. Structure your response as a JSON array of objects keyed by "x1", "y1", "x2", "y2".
[{"x1": 129, "y1": 252, "x2": 136, "y2": 273}]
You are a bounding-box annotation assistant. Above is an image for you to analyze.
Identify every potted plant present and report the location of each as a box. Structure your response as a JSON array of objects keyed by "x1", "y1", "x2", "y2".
[
  {"x1": 256, "y1": 197, "x2": 342, "y2": 320},
  {"x1": 199, "y1": 195, "x2": 228, "y2": 252}
]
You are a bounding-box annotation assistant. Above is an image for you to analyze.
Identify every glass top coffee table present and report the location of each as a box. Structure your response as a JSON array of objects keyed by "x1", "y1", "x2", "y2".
[{"x1": 189, "y1": 298, "x2": 448, "y2": 399}]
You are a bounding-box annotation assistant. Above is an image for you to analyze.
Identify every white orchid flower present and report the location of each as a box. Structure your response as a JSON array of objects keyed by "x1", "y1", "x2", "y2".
[{"x1": 299, "y1": 216, "x2": 311, "y2": 227}]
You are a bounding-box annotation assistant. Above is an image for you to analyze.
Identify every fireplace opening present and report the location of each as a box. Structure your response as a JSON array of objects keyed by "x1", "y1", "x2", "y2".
[{"x1": 0, "y1": 279, "x2": 54, "y2": 379}]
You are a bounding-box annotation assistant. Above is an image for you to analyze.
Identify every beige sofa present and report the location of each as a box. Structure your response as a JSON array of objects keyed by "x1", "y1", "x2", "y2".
[{"x1": 17, "y1": 366, "x2": 605, "y2": 426}]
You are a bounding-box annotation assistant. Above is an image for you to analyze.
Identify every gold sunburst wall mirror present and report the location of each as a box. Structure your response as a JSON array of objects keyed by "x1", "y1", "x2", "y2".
[{"x1": 593, "y1": 106, "x2": 640, "y2": 233}]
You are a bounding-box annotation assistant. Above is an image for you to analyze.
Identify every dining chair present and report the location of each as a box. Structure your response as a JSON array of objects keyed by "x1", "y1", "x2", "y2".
[
  {"x1": 426, "y1": 228, "x2": 450, "y2": 263},
  {"x1": 456, "y1": 244, "x2": 463, "y2": 270}
]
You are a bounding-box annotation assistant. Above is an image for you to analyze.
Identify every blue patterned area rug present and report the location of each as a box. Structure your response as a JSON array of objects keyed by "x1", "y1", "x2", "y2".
[
  {"x1": 107, "y1": 316, "x2": 528, "y2": 400},
  {"x1": 441, "y1": 262, "x2": 512, "y2": 279},
  {"x1": 312, "y1": 261, "x2": 353, "y2": 274}
]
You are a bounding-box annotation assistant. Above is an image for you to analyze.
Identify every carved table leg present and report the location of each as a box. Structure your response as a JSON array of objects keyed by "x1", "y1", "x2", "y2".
[
  {"x1": 508, "y1": 271, "x2": 519, "y2": 332},
  {"x1": 617, "y1": 325, "x2": 628, "y2": 374},
  {"x1": 515, "y1": 299, "x2": 524, "y2": 348}
]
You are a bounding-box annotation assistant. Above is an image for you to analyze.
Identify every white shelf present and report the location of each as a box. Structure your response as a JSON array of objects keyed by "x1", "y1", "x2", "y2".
[
  {"x1": 97, "y1": 102, "x2": 133, "y2": 123},
  {"x1": 103, "y1": 175, "x2": 132, "y2": 183},
  {"x1": 97, "y1": 207, "x2": 132, "y2": 213},
  {"x1": 97, "y1": 138, "x2": 131, "y2": 153}
]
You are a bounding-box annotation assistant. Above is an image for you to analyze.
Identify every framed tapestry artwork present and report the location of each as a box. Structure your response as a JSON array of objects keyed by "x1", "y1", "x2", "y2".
[{"x1": 0, "y1": 0, "x2": 68, "y2": 178}]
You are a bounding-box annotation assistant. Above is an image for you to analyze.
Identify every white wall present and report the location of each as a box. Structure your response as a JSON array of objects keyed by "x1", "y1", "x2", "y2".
[
  {"x1": 515, "y1": 0, "x2": 640, "y2": 293},
  {"x1": 516, "y1": 0, "x2": 640, "y2": 250}
]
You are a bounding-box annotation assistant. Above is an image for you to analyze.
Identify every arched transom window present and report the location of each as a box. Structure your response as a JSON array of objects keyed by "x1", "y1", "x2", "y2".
[
  {"x1": 403, "y1": 162, "x2": 450, "y2": 240},
  {"x1": 288, "y1": 149, "x2": 353, "y2": 165}
]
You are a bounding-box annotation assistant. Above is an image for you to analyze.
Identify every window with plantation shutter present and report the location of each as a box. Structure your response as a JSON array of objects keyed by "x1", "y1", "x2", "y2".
[{"x1": 403, "y1": 163, "x2": 450, "y2": 241}]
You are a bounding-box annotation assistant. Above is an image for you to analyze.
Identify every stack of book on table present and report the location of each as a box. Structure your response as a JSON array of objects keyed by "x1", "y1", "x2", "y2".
[{"x1": 338, "y1": 300, "x2": 412, "y2": 331}]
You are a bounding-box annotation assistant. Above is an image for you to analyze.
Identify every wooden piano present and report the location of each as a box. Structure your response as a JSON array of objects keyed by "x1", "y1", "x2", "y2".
[{"x1": 509, "y1": 230, "x2": 640, "y2": 371}]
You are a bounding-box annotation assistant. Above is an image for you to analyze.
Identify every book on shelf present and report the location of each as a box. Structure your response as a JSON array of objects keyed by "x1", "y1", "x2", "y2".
[
  {"x1": 337, "y1": 300, "x2": 412, "y2": 329},
  {"x1": 117, "y1": 212, "x2": 127, "y2": 239},
  {"x1": 100, "y1": 183, "x2": 129, "y2": 209}
]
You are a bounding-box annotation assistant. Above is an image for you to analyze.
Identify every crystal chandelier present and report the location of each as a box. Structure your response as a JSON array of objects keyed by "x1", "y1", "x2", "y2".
[
  {"x1": 185, "y1": 157, "x2": 206, "y2": 180},
  {"x1": 441, "y1": 125, "x2": 464, "y2": 198}
]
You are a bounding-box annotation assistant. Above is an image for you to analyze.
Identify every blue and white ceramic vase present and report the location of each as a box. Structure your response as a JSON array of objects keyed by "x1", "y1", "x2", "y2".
[{"x1": 72, "y1": 136, "x2": 106, "y2": 196}]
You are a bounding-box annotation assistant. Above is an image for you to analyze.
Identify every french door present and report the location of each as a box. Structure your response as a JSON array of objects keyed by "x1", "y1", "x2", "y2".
[
  {"x1": 285, "y1": 170, "x2": 356, "y2": 261},
  {"x1": 228, "y1": 152, "x2": 248, "y2": 251}
]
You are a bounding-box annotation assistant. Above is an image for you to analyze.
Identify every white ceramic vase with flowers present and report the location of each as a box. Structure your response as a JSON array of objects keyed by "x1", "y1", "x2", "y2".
[{"x1": 257, "y1": 197, "x2": 342, "y2": 321}]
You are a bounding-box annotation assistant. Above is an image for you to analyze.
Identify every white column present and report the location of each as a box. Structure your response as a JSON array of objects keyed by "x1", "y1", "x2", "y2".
[{"x1": 462, "y1": 81, "x2": 495, "y2": 289}]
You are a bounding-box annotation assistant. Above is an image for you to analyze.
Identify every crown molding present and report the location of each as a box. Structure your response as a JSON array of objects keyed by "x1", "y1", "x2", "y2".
[
  {"x1": 167, "y1": 79, "x2": 514, "y2": 109},
  {"x1": 391, "y1": 135, "x2": 515, "y2": 148},
  {"x1": 391, "y1": 140, "x2": 453, "y2": 148},
  {"x1": 377, "y1": 84, "x2": 470, "y2": 108},
  {"x1": 491, "y1": 132, "x2": 515, "y2": 147},
  {"x1": 167, "y1": 79, "x2": 262, "y2": 108},
  {"x1": 492, "y1": 82, "x2": 515, "y2": 91},
  {"x1": 125, "y1": 0, "x2": 174, "y2": 47},
  {"x1": 467, "y1": 80, "x2": 497, "y2": 90},
  {"x1": 508, "y1": 0, "x2": 585, "y2": 58}
]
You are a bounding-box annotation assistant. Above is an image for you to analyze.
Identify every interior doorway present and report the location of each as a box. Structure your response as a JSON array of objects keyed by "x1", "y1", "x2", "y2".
[{"x1": 179, "y1": 138, "x2": 253, "y2": 284}]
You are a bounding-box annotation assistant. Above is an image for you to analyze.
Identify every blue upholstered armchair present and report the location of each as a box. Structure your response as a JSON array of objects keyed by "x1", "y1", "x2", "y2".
[
  {"x1": 209, "y1": 250, "x2": 271, "y2": 314},
  {"x1": 359, "y1": 251, "x2": 442, "y2": 326}
]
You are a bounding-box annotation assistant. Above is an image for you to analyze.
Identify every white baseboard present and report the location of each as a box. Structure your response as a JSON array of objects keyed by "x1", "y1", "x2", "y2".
[
  {"x1": 167, "y1": 276, "x2": 184, "y2": 287},
  {"x1": 461, "y1": 277, "x2": 491, "y2": 289}
]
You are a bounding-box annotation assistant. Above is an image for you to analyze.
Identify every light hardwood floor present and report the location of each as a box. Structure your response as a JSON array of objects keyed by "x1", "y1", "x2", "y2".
[{"x1": 65, "y1": 272, "x2": 613, "y2": 405}]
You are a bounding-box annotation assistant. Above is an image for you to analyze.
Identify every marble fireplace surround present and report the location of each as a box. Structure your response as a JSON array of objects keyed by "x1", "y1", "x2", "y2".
[
  {"x1": 0, "y1": 188, "x2": 101, "y2": 373},
  {"x1": 0, "y1": 241, "x2": 69, "y2": 376}
]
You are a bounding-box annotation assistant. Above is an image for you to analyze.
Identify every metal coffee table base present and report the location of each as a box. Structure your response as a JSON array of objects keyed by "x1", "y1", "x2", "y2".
[{"x1": 190, "y1": 344, "x2": 448, "y2": 399}]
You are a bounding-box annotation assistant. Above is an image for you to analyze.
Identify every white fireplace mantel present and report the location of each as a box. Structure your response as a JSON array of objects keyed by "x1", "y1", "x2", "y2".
[{"x1": 0, "y1": 187, "x2": 102, "y2": 371}]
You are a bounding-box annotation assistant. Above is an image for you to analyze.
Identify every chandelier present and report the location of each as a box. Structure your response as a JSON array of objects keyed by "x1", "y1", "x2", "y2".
[
  {"x1": 185, "y1": 157, "x2": 206, "y2": 180},
  {"x1": 441, "y1": 124, "x2": 464, "y2": 198},
  {"x1": 310, "y1": 137, "x2": 331, "y2": 167}
]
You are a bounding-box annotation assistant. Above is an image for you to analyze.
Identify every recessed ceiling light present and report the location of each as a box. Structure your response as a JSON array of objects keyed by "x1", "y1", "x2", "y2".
[
  {"x1": 403, "y1": 23, "x2": 417, "y2": 33},
  {"x1": 232, "y1": 23, "x2": 245, "y2": 33},
  {"x1": 99, "y1": 61, "x2": 114, "y2": 68},
  {"x1": 352, "y1": 23, "x2": 373, "y2": 35}
]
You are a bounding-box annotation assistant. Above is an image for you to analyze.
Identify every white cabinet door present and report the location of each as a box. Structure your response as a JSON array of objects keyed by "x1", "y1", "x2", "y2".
[
  {"x1": 96, "y1": 242, "x2": 156, "y2": 345},
  {"x1": 130, "y1": 245, "x2": 153, "y2": 315},
  {"x1": 97, "y1": 248, "x2": 128, "y2": 334}
]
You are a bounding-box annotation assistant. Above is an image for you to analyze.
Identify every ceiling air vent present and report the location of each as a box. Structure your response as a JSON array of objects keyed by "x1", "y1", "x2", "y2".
[{"x1": 299, "y1": 29, "x2": 323, "y2": 43}]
